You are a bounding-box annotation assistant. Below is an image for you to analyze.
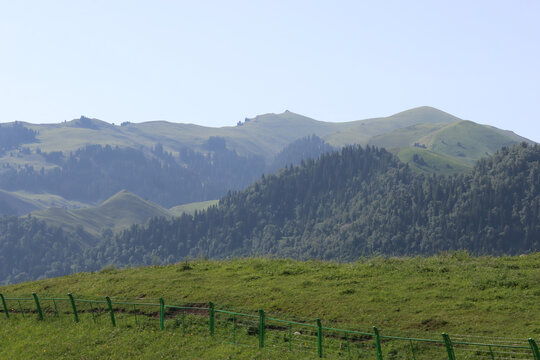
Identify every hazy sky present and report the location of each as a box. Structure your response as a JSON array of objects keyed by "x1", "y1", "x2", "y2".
[{"x1": 1, "y1": 1, "x2": 539, "y2": 141}]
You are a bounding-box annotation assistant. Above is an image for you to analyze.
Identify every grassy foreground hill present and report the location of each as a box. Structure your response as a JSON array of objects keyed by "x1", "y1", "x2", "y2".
[{"x1": 0, "y1": 255, "x2": 538, "y2": 359}]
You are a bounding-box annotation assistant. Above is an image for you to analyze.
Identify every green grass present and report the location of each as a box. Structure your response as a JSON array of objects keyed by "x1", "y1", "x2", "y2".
[
  {"x1": 0, "y1": 254, "x2": 538, "y2": 358},
  {"x1": 368, "y1": 122, "x2": 449, "y2": 150},
  {"x1": 31, "y1": 190, "x2": 172, "y2": 237},
  {"x1": 7, "y1": 106, "x2": 527, "y2": 180},
  {"x1": 397, "y1": 147, "x2": 472, "y2": 175},
  {"x1": 9, "y1": 106, "x2": 505, "y2": 167},
  {"x1": 169, "y1": 199, "x2": 219, "y2": 216},
  {"x1": 0, "y1": 316, "x2": 304, "y2": 359},
  {"x1": 422, "y1": 121, "x2": 532, "y2": 164}
]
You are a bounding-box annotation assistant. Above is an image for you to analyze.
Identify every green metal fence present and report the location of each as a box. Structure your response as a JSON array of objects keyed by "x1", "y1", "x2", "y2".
[{"x1": 0, "y1": 292, "x2": 538, "y2": 359}]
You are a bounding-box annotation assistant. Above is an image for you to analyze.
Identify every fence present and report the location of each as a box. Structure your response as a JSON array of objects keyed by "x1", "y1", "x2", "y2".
[{"x1": 0, "y1": 292, "x2": 538, "y2": 359}]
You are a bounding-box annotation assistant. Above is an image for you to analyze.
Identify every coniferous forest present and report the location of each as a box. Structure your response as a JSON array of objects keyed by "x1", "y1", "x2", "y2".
[{"x1": 1, "y1": 142, "x2": 538, "y2": 284}]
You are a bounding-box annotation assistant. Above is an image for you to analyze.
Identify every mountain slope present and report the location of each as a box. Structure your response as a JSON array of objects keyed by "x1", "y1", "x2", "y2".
[
  {"x1": 81, "y1": 142, "x2": 539, "y2": 270},
  {"x1": 0, "y1": 189, "x2": 39, "y2": 215},
  {"x1": 31, "y1": 190, "x2": 172, "y2": 237},
  {"x1": 423, "y1": 120, "x2": 532, "y2": 163},
  {"x1": 1, "y1": 142, "x2": 538, "y2": 284},
  {"x1": 0, "y1": 107, "x2": 534, "y2": 217},
  {"x1": 324, "y1": 106, "x2": 461, "y2": 147},
  {"x1": 7, "y1": 106, "x2": 527, "y2": 165}
]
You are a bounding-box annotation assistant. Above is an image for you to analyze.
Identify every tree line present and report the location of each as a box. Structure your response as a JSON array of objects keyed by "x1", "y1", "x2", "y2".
[{"x1": 1, "y1": 142, "x2": 538, "y2": 284}]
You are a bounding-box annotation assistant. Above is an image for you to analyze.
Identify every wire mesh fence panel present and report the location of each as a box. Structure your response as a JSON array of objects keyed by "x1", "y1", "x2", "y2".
[
  {"x1": 38, "y1": 298, "x2": 73, "y2": 319},
  {"x1": 1, "y1": 293, "x2": 538, "y2": 360},
  {"x1": 71, "y1": 298, "x2": 108, "y2": 325},
  {"x1": 378, "y1": 337, "x2": 445, "y2": 360},
  {"x1": 3, "y1": 297, "x2": 34, "y2": 319},
  {"x1": 280, "y1": 320, "x2": 319, "y2": 355},
  {"x1": 264, "y1": 317, "x2": 298, "y2": 353},
  {"x1": 315, "y1": 327, "x2": 373, "y2": 360},
  {"x1": 42, "y1": 297, "x2": 76, "y2": 321},
  {"x1": 167, "y1": 312, "x2": 208, "y2": 336},
  {"x1": 406, "y1": 339, "x2": 448, "y2": 360},
  {"x1": 164, "y1": 304, "x2": 209, "y2": 336},
  {"x1": 451, "y1": 337, "x2": 534, "y2": 360},
  {"x1": 214, "y1": 310, "x2": 260, "y2": 348},
  {"x1": 114, "y1": 299, "x2": 161, "y2": 329}
]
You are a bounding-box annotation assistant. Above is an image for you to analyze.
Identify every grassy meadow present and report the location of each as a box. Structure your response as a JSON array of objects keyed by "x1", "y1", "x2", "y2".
[{"x1": 0, "y1": 253, "x2": 538, "y2": 359}]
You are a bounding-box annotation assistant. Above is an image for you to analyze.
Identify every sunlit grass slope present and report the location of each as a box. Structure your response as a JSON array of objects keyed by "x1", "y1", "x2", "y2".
[
  {"x1": 423, "y1": 121, "x2": 532, "y2": 164},
  {"x1": 31, "y1": 190, "x2": 172, "y2": 236},
  {"x1": 169, "y1": 199, "x2": 219, "y2": 216},
  {"x1": 2, "y1": 254, "x2": 538, "y2": 336},
  {"x1": 397, "y1": 147, "x2": 472, "y2": 176},
  {"x1": 1, "y1": 254, "x2": 538, "y2": 359}
]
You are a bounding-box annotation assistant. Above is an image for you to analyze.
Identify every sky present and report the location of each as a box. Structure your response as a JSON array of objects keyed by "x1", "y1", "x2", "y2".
[{"x1": 1, "y1": 0, "x2": 539, "y2": 142}]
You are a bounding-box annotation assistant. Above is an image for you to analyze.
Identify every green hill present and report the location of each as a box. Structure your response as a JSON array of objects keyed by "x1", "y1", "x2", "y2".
[
  {"x1": 421, "y1": 120, "x2": 531, "y2": 164},
  {"x1": 5, "y1": 106, "x2": 530, "y2": 169},
  {"x1": 2, "y1": 143, "x2": 538, "y2": 285},
  {"x1": 31, "y1": 190, "x2": 172, "y2": 237},
  {"x1": 89, "y1": 143, "x2": 538, "y2": 267},
  {"x1": 0, "y1": 255, "x2": 538, "y2": 359},
  {"x1": 0, "y1": 189, "x2": 39, "y2": 215},
  {"x1": 0, "y1": 106, "x2": 533, "y2": 216},
  {"x1": 397, "y1": 147, "x2": 472, "y2": 175},
  {"x1": 326, "y1": 106, "x2": 462, "y2": 147},
  {"x1": 169, "y1": 200, "x2": 218, "y2": 216}
]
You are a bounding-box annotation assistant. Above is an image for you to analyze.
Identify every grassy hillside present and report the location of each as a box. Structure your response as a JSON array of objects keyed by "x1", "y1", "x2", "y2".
[
  {"x1": 397, "y1": 147, "x2": 472, "y2": 175},
  {"x1": 30, "y1": 192, "x2": 220, "y2": 236},
  {"x1": 31, "y1": 190, "x2": 172, "y2": 237},
  {"x1": 422, "y1": 121, "x2": 532, "y2": 164},
  {"x1": 0, "y1": 189, "x2": 39, "y2": 215},
  {"x1": 169, "y1": 199, "x2": 219, "y2": 216},
  {"x1": 5, "y1": 106, "x2": 524, "y2": 167},
  {"x1": 0, "y1": 255, "x2": 538, "y2": 359},
  {"x1": 368, "y1": 122, "x2": 450, "y2": 150}
]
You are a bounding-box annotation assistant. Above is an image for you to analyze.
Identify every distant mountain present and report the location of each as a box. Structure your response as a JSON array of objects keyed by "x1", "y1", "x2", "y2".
[{"x1": 0, "y1": 106, "x2": 534, "y2": 217}]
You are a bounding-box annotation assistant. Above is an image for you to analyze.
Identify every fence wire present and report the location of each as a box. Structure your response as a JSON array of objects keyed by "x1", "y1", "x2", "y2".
[{"x1": 0, "y1": 292, "x2": 538, "y2": 360}]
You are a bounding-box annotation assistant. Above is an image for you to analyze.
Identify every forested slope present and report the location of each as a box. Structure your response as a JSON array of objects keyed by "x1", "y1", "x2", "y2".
[
  {"x1": 89, "y1": 143, "x2": 539, "y2": 267},
  {"x1": 1, "y1": 142, "x2": 538, "y2": 284}
]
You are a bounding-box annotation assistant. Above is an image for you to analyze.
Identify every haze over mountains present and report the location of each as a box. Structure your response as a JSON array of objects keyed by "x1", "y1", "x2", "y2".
[
  {"x1": 0, "y1": 106, "x2": 532, "y2": 214},
  {"x1": 0, "y1": 106, "x2": 537, "y2": 284}
]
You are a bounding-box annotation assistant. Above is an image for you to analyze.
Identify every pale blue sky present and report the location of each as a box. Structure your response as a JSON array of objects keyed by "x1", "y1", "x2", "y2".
[{"x1": 1, "y1": 1, "x2": 539, "y2": 141}]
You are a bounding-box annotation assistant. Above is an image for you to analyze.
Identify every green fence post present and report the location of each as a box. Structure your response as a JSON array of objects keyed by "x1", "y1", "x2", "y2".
[
  {"x1": 442, "y1": 333, "x2": 456, "y2": 360},
  {"x1": 258, "y1": 309, "x2": 265, "y2": 348},
  {"x1": 409, "y1": 339, "x2": 417, "y2": 360},
  {"x1": 159, "y1": 298, "x2": 165, "y2": 331},
  {"x1": 105, "y1": 296, "x2": 116, "y2": 327},
  {"x1": 52, "y1": 298, "x2": 59, "y2": 317},
  {"x1": 32, "y1": 292, "x2": 43, "y2": 321},
  {"x1": 373, "y1": 326, "x2": 383, "y2": 360},
  {"x1": 133, "y1": 304, "x2": 138, "y2": 325},
  {"x1": 317, "y1": 318, "x2": 323, "y2": 358},
  {"x1": 529, "y1": 338, "x2": 540, "y2": 360},
  {"x1": 233, "y1": 314, "x2": 236, "y2": 344},
  {"x1": 346, "y1": 332, "x2": 351, "y2": 360},
  {"x1": 488, "y1": 345, "x2": 495, "y2": 360},
  {"x1": 209, "y1": 302, "x2": 214, "y2": 336},
  {"x1": 17, "y1": 300, "x2": 25, "y2": 318},
  {"x1": 68, "y1": 293, "x2": 79, "y2": 323},
  {"x1": 89, "y1": 302, "x2": 96, "y2": 324},
  {"x1": 181, "y1": 308, "x2": 185, "y2": 333},
  {"x1": 0, "y1": 294, "x2": 9, "y2": 319},
  {"x1": 289, "y1": 322, "x2": 292, "y2": 351}
]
